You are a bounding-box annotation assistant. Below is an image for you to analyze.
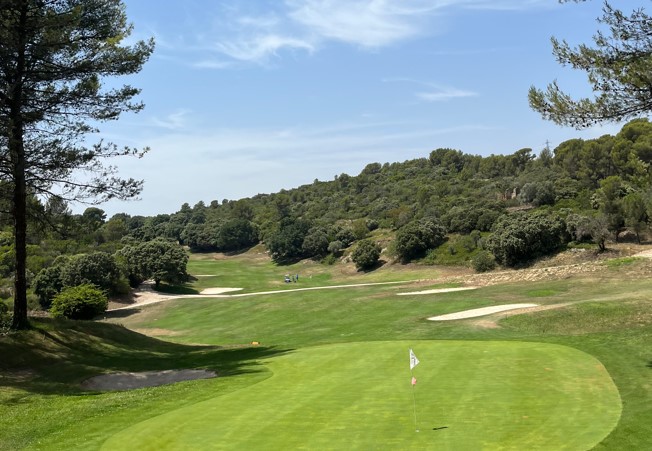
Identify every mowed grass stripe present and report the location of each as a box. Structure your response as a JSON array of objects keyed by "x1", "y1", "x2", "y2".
[{"x1": 101, "y1": 341, "x2": 621, "y2": 451}]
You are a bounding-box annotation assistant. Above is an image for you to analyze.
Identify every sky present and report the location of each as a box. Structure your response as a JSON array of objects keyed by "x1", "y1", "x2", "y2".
[{"x1": 90, "y1": 0, "x2": 637, "y2": 217}]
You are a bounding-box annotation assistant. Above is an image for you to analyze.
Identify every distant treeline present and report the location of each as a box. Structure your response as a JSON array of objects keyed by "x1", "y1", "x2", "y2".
[{"x1": 2, "y1": 118, "x2": 652, "y2": 288}]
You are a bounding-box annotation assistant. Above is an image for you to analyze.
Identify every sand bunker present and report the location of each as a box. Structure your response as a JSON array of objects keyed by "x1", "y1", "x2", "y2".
[
  {"x1": 200, "y1": 287, "x2": 243, "y2": 295},
  {"x1": 81, "y1": 369, "x2": 217, "y2": 391},
  {"x1": 428, "y1": 303, "x2": 539, "y2": 321},
  {"x1": 397, "y1": 287, "x2": 477, "y2": 296}
]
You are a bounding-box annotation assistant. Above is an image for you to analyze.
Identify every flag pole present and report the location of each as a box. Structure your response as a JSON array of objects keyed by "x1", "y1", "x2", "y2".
[
  {"x1": 411, "y1": 369, "x2": 419, "y2": 432},
  {"x1": 409, "y1": 348, "x2": 420, "y2": 432}
]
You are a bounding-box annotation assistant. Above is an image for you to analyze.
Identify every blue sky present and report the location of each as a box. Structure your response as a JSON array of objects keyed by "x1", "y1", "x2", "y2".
[{"x1": 94, "y1": 0, "x2": 633, "y2": 217}]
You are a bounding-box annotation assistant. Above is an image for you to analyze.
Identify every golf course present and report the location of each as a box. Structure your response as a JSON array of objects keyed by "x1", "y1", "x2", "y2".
[{"x1": 1, "y1": 248, "x2": 651, "y2": 450}]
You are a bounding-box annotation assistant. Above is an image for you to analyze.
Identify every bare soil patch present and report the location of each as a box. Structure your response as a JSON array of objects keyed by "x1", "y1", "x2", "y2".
[{"x1": 81, "y1": 369, "x2": 217, "y2": 391}]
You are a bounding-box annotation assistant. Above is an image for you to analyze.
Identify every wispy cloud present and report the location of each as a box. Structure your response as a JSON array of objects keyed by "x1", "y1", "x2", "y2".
[
  {"x1": 416, "y1": 87, "x2": 477, "y2": 102},
  {"x1": 150, "y1": 0, "x2": 555, "y2": 67},
  {"x1": 149, "y1": 109, "x2": 192, "y2": 130},
  {"x1": 215, "y1": 34, "x2": 315, "y2": 62},
  {"x1": 287, "y1": 0, "x2": 434, "y2": 48},
  {"x1": 191, "y1": 59, "x2": 233, "y2": 69},
  {"x1": 383, "y1": 77, "x2": 477, "y2": 103}
]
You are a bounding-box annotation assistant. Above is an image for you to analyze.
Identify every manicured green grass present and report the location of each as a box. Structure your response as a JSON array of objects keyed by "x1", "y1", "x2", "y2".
[
  {"x1": 185, "y1": 252, "x2": 440, "y2": 293},
  {"x1": 1, "y1": 253, "x2": 652, "y2": 449},
  {"x1": 101, "y1": 341, "x2": 620, "y2": 451}
]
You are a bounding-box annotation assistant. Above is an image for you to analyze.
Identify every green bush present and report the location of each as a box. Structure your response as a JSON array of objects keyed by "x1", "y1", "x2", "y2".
[
  {"x1": 60, "y1": 252, "x2": 123, "y2": 294},
  {"x1": 50, "y1": 284, "x2": 108, "y2": 320},
  {"x1": 351, "y1": 240, "x2": 381, "y2": 270},
  {"x1": 33, "y1": 265, "x2": 64, "y2": 309},
  {"x1": 0, "y1": 301, "x2": 9, "y2": 328},
  {"x1": 322, "y1": 254, "x2": 338, "y2": 265},
  {"x1": 486, "y1": 211, "x2": 566, "y2": 267},
  {"x1": 472, "y1": 251, "x2": 497, "y2": 273},
  {"x1": 395, "y1": 219, "x2": 446, "y2": 263}
]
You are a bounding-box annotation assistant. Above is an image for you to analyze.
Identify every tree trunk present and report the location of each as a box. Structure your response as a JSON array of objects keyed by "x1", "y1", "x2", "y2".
[
  {"x1": 11, "y1": 149, "x2": 28, "y2": 330},
  {"x1": 9, "y1": 3, "x2": 29, "y2": 330}
]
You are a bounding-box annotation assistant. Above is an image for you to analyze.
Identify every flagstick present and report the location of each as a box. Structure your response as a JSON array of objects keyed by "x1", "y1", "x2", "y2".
[
  {"x1": 409, "y1": 348, "x2": 420, "y2": 432},
  {"x1": 411, "y1": 371, "x2": 419, "y2": 432}
]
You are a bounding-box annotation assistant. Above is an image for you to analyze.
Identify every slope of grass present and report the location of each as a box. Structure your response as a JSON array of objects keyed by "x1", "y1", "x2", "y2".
[{"x1": 0, "y1": 320, "x2": 287, "y2": 450}]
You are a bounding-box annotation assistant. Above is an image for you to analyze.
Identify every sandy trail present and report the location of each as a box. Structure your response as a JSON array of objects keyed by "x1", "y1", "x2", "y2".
[{"x1": 108, "y1": 280, "x2": 410, "y2": 312}]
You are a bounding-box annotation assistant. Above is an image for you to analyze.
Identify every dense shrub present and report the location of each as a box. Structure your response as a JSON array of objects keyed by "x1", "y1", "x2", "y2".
[
  {"x1": 33, "y1": 265, "x2": 65, "y2": 309},
  {"x1": 0, "y1": 301, "x2": 9, "y2": 327},
  {"x1": 328, "y1": 240, "x2": 343, "y2": 256},
  {"x1": 60, "y1": 252, "x2": 124, "y2": 295},
  {"x1": 472, "y1": 251, "x2": 496, "y2": 272},
  {"x1": 335, "y1": 228, "x2": 355, "y2": 247},
  {"x1": 181, "y1": 222, "x2": 220, "y2": 252},
  {"x1": 119, "y1": 238, "x2": 188, "y2": 288},
  {"x1": 395, "y1": 219, "x2": 446, "y2": 263},
  {"x1": 486, "y1": 211, "x2": 567, "y2": 266},
  {"x1": 217, "y1": 219, "x2": 259, "y2": 251},
  {"x1": 351, "y1": 240, "x2": 381, "y2": 270},
  {"x1": 519, "y1": 181, "x2": 556, "y2": 206},
  {"x1": 266, "y1": 218, "x2": 312, "y2": 263},
  {"x1": 50, "y1": 284, "x2": 108, "y2": 320},
  {"x1": 302, "y1": 227, "x2": 330, "y2": 258}
]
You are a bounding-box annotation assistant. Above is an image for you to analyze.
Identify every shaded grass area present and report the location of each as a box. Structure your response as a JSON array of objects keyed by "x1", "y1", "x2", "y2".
[{"x1": 0, "y1": 319, "x2": 289, "y2": 450}]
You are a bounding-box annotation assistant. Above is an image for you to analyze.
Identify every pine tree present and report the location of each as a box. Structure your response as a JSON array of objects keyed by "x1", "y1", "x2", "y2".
[
  {"x1": 0, "y1": 0, "x2": 154, "y2": 329},
  {"x1": 529, "y1": 2, "x2": 652, "y2": 127}
]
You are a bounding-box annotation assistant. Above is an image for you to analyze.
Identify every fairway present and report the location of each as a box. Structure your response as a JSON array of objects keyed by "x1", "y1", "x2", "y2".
[{"x1": 101, "y1": 340, "x2": 621, "y2": 450}]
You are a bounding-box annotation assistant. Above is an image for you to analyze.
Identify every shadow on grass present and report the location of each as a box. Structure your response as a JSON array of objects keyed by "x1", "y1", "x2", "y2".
[
  {"x1": 152, "y1": 283, "x2": 200, "y2": 295},
  {"x1": 0, "y1": 318, "x2": 291, "y2": 396},
  {"x1": 101, "y1": 308, "x2": 143, "y2": 319},
  {"x1": 358, "y1": 259, "x2": 387, "y2": 273}
]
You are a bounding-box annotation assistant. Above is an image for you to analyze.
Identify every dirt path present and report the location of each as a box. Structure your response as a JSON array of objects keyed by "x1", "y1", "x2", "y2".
[{"x1": 108, "y1": 280, "x2": 411, "y2": 312}]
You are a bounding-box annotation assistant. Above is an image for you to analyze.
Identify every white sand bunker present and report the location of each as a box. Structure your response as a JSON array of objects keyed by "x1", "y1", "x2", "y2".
[
  {"x1": 81, "y1": 369, "x2": 217, "y2": 391},
  {"x1": 200, "y1": 287, "x2": 243, "y2": 295},
  {"x1": 398, "y1": 287, "x2": 477, "y2": 296},
  {"x1": 428, "y1": 303, "x2": 539, "y2": 321}
]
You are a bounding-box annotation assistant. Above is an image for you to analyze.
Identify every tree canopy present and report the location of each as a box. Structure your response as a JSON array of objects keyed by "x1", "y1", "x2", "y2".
[
  {"x1": 0, "y1": 0, "x2": 154, "y2": 329},
  {"x1": 529, "y1": 1, "x2": 652, "y2": 127}
]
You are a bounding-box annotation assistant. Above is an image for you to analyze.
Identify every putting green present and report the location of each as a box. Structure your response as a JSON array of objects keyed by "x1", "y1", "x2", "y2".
[{"x1": 100, "y1": 341, "x2": 621, "y2": 450}]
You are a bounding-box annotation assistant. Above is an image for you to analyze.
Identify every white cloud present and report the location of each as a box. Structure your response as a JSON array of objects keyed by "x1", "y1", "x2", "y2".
[
  {"x1": 416, "y1": 87, "x2": 477, "y2": 102},
  {"x1": 149, "y1": 0, "x2": 555, "y2": 67},
  {"x1": 149, "y1": 109, "x2": 192, "y2": 130},
  {"x1": 215, "y1": 34, "x2": 315, "y2": 63},
  {"x1": 383, "y1": 78, "x2": 477, "y2": 103},
  {"x1": 191, "y1": 59, "x2": 233, "y2": 69},
  {"x1": 287, "y1": 0, "x2": 430, "y2": 48}
]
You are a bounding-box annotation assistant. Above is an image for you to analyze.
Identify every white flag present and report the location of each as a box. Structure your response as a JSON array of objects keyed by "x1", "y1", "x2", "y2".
[{"x1": 409, "y1": 348, "x2": 420, "y2": 370}]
